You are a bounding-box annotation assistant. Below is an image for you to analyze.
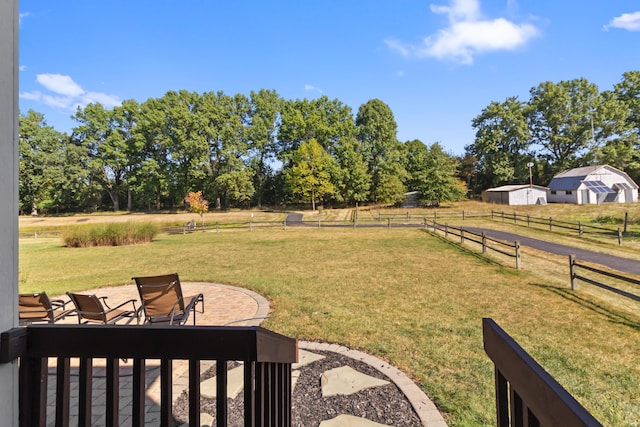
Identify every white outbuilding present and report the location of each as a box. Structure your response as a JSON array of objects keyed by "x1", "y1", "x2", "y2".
[
  {"x1": 482, "y1": 185, "x2": 549, "y2": 205},
  {"x1": 547, "y1": 165, "x2": 638, "y2": 204}
]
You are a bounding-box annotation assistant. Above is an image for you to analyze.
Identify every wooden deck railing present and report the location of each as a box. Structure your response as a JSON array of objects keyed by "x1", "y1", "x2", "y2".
[
  {"x1": 483, "y1": 318, "x2": 602, "y2": 427},
  {"x1": 0, "y1": 324, "x2": 297, "y2": 427}
]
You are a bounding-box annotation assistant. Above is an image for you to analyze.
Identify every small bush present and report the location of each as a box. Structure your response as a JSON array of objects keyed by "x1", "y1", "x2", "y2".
[
  {"x1": 63, "y1": 222, "x2": 159, "y2": 247},
  {"x1": 593, "y1": 214, "x2": 623, "y2": 225}
]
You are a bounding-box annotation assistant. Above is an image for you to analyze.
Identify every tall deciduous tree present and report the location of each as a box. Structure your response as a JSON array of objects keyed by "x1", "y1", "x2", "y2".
[
  {"x1": 404, "y1": 140, "x2": 465, "y2": 205},
  {"x1": 468, "y1": 97, "x2": 532, "y2": 189},
  {"x1": 334, "y1": 136, "x2": 371, "y2": 205},
  {"x1": 356, "y1": 99, "x2": 407, "y2": 203},
  {"x1": 285, "y1": 139, "x2": 337, "y2": 210},
  {"x1": 528, "y1": 78, "x2": 601, "y2": 177},
  {"x1": 18, "y1": 110, "x2": 67, "y2": 215},
  {"x1": 73, "y1": 102, "x2": 131, "y2": 211},
  {"x1": 247, "y1": 89, "x2": 282, "y2": 206}
]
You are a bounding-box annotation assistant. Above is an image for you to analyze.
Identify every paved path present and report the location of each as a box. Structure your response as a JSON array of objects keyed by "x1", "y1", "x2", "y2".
[
  {"x1": 465, "y1": 227, "x2": 640, "y2": 275},
  {"x1": 50, "y1": 282, "x2": 445, "y2": 426}
]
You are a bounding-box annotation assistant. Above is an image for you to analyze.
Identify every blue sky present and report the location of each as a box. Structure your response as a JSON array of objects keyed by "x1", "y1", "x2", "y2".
[{"x1": 18, "y1": 1, "x2": 640, "y2": 156}]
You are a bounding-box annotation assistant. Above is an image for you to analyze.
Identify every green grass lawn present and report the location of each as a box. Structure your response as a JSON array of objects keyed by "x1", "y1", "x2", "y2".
[{"x1": 19, "y1": 226, "x2": 640, "y2": 426}]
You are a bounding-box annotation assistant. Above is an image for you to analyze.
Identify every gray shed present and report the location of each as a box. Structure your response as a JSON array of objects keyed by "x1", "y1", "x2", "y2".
[{"x1": 483, "y1": 185, "x2": 548, "y2": 205}]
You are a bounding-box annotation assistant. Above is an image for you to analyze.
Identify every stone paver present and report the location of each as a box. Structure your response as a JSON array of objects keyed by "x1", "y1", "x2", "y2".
[
  {"x1": 321, "y1": 365, "x2": 390, "y2": 397},
  {"x1": 319, "y1": 414, "x2": 392, "y2": 427}
]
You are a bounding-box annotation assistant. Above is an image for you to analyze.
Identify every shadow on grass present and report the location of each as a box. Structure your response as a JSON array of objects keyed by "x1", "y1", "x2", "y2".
[{"x1": 531, "y1": 282, "x2": 640, "y2": 331}]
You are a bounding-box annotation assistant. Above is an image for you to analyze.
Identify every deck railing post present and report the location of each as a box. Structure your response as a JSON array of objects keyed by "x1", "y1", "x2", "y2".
[{"x1": 569, "y1": 255, "x2": 577, "y2": 290}]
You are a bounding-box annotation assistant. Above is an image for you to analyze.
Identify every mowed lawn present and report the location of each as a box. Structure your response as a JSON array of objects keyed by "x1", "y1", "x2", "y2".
[{"x1": 19, "y1": 227, "x2": 640, "y2": 426}]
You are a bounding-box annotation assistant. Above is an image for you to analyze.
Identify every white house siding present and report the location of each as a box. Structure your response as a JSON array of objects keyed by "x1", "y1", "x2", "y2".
[
  {"x1": 548, "y1": 190, "x2": 579, "y2": 204},
  {"x1": 484, "y1": 185, "x2": 548, "y2": 205},
  {"x1": 0, "y1": 0, "x2": 19, "y2": 424}
]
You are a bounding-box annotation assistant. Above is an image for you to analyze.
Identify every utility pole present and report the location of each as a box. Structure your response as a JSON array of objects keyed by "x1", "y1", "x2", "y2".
[{"x1": 527, "y1": 162, "x2": 534, "y2": 188}]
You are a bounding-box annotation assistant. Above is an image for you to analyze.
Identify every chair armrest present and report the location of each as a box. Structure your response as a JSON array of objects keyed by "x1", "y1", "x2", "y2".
[
  {"x1": 50, "y1": 298, "x2": 68, "y2": 310},
  {"x1": 183, "y1": 294, "x2": 203, "y2": 316},
  {"x1": 106, "y1": 298, "x2": 138, "y2": 313}
]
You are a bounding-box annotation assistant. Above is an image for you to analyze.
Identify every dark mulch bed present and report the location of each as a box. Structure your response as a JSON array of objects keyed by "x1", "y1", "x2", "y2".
[{"x1": 173, "y1": 350, "x2": 422, "y2": 426}]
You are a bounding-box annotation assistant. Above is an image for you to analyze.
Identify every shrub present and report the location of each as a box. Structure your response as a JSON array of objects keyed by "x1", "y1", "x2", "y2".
[
  {"x1": 62, "y1": 222, "x2": 159, "y2": 247},
  {"x1": 593, "y1": 214, "x2": 623, "y2": 225}
]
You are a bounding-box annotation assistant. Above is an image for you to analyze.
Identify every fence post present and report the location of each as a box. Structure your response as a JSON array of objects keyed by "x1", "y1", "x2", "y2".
[
  {"x1": 283, "y1": 220, "x2": 287, "y2": 231},
  {"x1": 618, "y1": 227, "x2": 622, "y2": 245},
  {"x1": 433, "y1": 212, "x2": 436, "y2": 222},
  {"x1": 515, "y1": 241, "x2": 521, "y2": 269},
  {"x1": 460, "y1": 229, "x2": 464, "y2": 244},
  {"x1": 462, "y1": 210, "x2": 465, "y2": 221},
  {"x1": 250, "y1": 220, "x2": 253, "y2": 232},
  {"x1": 549, "y1": 217, "x2": 552, "y2": 231},
  {"x1": 491, "y1": 210, "x2": 494, "y2": 221},
  {"x1": 501, "y1": 211, "x2": 504, "y2": 222},
  {"x1": 216, "y1": 222, "x2": 219, "y2": 233},
  {"x1": 624, "y1": 212, "x2": 628, "y2": 233},
  {"x1": 445, "y1": 223, "x2": 449, "y2": 238},
  {"x1": 387, "y1": 218, "x2": 391, "y2": 229},
  {"x1": 423, "y1": 218, "x2": 427, "y2": 229},
  {"x1": 513, "y1": 212, "x2": 517, "y2": 224},
  {"x1": 318, "y1": 219, "x2": 321, "y2": 229},
  {"x1": 578, "y1": 221, "x2": 583, "y2": 237},
  {"x1": 527, "y1": 214, "x2": 530, "y2": 227},
  {"x1": 482, "y1": 232, "x2": 487, "y2": 254},
  {"x1": 569, "y1": 255, "x2": 577, "y2": 290}
]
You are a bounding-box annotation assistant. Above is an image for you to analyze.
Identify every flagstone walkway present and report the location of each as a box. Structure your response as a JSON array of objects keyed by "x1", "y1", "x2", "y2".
[{"x1": 47, "y1": 282, "x2": 446, "y2": 426}]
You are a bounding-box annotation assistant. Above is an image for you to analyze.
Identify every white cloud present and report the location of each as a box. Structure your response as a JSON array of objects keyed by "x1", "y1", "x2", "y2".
[
  {"x1": 387, "y1": 0, "x2": 539, "y2": 64},
  {"x1": 19, "y1": 65, "x2": 27, "y2": 71},
  {"x1": 384, "y1": 39, "x2": 411, "y2": 57},
  {"x1": 20, "y1": 73, "x2": 121, "y2": 112},
  {"x1": 605, "y1": 11, "x2": 640, "y2": 31},
  {"x1": 304, "y1": 84, "x2": 323, "y2": 94},
  {"x1": 36, "y1": 74, "x2": 84, "y2": 97}
]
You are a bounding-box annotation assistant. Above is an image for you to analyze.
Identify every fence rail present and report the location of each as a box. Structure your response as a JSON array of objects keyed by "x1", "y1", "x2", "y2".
[
  {"x1": 0, "y1": 325, "x2": 297, "y2": 427},
  {"x1": 568, "y1": 255, "x2": 640, "y2": 302},
  {"x1": 483, "y1": 318, "x2": 602, "y2": 426},
  {"x1": 425, "y1": 220, "x2": 521, "y2": 269},
  {"x1": 492, "y1": 210, "x2": 623, "y2": 245}
]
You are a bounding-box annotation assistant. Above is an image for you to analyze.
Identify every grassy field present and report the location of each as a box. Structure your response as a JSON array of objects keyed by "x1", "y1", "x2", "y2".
[{"x1": 18, "y1": 202, "x2": 640, "y2": 426}]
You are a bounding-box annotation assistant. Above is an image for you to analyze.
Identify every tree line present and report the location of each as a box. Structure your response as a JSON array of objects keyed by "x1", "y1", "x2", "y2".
[
  {"x1": 21, "y1": 70, "x2": 640, "y2": 215},
  {"x1": 19, "y1": 92, "x2": 465, "y2": 214},
  {"x1": 466, "y1": 71, "x2": 640, "y2": 192}
]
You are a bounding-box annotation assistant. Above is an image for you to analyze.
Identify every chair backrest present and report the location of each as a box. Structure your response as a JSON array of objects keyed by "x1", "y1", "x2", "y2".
[
  {"x1": 19, "y1": 292, "x2": 55, "y2": 323},
  {"x1": 133, "y1": 273, "x2": 185, "y2": 318},
  {"x1": 67, "y1": 293, "x2": 107, "y2": 323}
]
